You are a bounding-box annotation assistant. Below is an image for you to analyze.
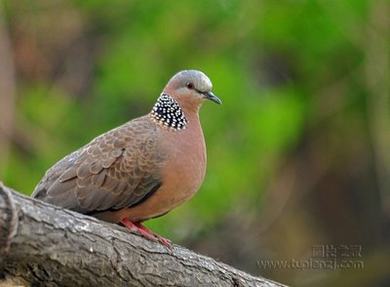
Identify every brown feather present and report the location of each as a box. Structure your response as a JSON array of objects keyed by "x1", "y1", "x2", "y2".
[{"x1": 32, "y1": 116, "x2": 165, "y2": 215}]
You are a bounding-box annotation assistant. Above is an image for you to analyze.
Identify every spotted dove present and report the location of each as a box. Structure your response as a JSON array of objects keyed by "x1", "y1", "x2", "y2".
[{"x1": 32, "y1": 70, "x2": 221, "y2": 245}]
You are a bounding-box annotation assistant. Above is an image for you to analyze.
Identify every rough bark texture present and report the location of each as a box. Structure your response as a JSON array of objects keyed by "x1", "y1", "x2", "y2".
[{"x1": 0, "y1": 183, "x2": 286, "y2": 287}]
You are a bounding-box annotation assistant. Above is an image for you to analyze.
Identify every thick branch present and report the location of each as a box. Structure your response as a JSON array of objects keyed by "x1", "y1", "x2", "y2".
[{"x1": 0, "y1": 183, "x2": 286, "y2": 287}]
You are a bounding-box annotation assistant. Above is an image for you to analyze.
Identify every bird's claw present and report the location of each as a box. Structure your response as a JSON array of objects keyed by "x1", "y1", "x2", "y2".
[{"x1": 120, "y1": 218, "x2": 171, "y2": 247}]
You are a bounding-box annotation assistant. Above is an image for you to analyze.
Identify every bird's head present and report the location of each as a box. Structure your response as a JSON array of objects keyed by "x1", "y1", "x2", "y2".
[{"x1": 163, "y1": 70, "x2": 222, "y2": 111}]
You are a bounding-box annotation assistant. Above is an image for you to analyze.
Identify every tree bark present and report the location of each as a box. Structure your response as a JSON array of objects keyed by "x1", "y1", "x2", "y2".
[{"x1": 0, "y1": 183, "x2": 286, "y2": 287}]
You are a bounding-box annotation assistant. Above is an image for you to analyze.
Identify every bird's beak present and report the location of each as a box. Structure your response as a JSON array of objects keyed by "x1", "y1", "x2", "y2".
[{"x1": 203, "y1": 91, "x2": 222, "y2": 104}]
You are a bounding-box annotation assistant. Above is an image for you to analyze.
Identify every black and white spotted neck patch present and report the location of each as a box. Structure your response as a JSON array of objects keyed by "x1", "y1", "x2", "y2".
[{"x1": 150, "y1": 93, "x2": 188, "y2": 130}]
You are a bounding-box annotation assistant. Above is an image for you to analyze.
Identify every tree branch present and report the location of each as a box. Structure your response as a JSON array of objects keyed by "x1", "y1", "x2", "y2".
[{"x1": 0, "y1": 183, "x2": 286, "y2": 287}]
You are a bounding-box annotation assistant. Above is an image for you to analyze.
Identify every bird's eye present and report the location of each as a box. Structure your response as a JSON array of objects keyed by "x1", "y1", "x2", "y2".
[{"x1": 186, "y1": 82, "x2": 194, "y2": 89}]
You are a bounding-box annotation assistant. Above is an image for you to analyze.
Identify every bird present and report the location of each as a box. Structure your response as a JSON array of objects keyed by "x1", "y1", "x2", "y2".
[{"x1": 32, "y1": 70, "x2": 221, "y2": 245}]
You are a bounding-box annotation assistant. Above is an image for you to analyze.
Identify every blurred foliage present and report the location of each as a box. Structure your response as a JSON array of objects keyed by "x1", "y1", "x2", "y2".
[
  {"x1": 2, "y1": 0, "x2": 311, "y2": 227},
  {"x1": 0, "y1": 0, "x2": 389, "y2": 286}
]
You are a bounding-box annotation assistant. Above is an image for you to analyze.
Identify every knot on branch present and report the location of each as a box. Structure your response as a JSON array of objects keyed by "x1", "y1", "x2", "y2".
[{"x1": 0, "y1": 182, "x2": 18, "y2": 255}]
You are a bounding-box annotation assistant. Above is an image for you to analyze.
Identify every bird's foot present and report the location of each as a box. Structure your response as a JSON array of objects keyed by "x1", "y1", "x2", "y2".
[
  {"x1": 120, "y1": 218, "x2": 171, "y2": 247},
  {"x1": 121, "y1": 218, "x2": 156, "y2": 241},
  {"x1": 134, "y1": 222, "x2": 172, "y2": 247}
]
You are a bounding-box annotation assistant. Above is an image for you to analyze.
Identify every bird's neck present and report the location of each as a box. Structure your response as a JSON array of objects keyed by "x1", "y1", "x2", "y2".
[{"x1": 149, "y1": 93, "x2": 189, "y2": 130}]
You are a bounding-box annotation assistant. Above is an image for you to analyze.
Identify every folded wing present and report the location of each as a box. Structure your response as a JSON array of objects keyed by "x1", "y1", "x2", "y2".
[{"x1": 32, "y1": 117, "x2": 165, "y2": 214}]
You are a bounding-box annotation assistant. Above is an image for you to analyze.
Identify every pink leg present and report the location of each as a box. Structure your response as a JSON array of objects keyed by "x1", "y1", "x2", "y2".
[
  {"x1": 120, "y1": 218, "x2": 157, "y2": 241},
  {"x1": 134, "y1": 222, "x2": 171, "y2": 247},
  {"x1": 120, "y1": 218, "x2": 171, "y2": 247}
]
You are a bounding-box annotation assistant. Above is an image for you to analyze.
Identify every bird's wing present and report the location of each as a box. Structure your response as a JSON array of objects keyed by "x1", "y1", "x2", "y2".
[{"x1": 32, "y1": 117, "x2": 165, "y2": 214}]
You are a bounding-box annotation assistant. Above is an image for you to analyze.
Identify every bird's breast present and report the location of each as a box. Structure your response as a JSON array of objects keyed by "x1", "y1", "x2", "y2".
[
  {"x1": 156, "y1": 119, "x2": 207, "y2": 208},
  {"x1": 162, "y1": 123, "x2": 207, "y2": 197},
  {"x1": 116, "y1": 117, "x2": 207, "y2": 222}
]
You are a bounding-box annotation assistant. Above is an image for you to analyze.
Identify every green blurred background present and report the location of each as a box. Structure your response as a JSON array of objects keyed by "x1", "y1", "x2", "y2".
[{"x1": 0, "y1": 1, "x2": 389, "y2": 286}]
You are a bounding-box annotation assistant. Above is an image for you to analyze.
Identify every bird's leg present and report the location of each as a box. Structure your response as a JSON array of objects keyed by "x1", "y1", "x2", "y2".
[
  {"x1": 120, "y1": 218, "x2": 171, "y2": 247},
  {"x1": 134, "y1": 222, "x2": 171, "y2": 247},
  {"x1": 120, "y1": 218, "x2": 157, "y2": 242}
]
